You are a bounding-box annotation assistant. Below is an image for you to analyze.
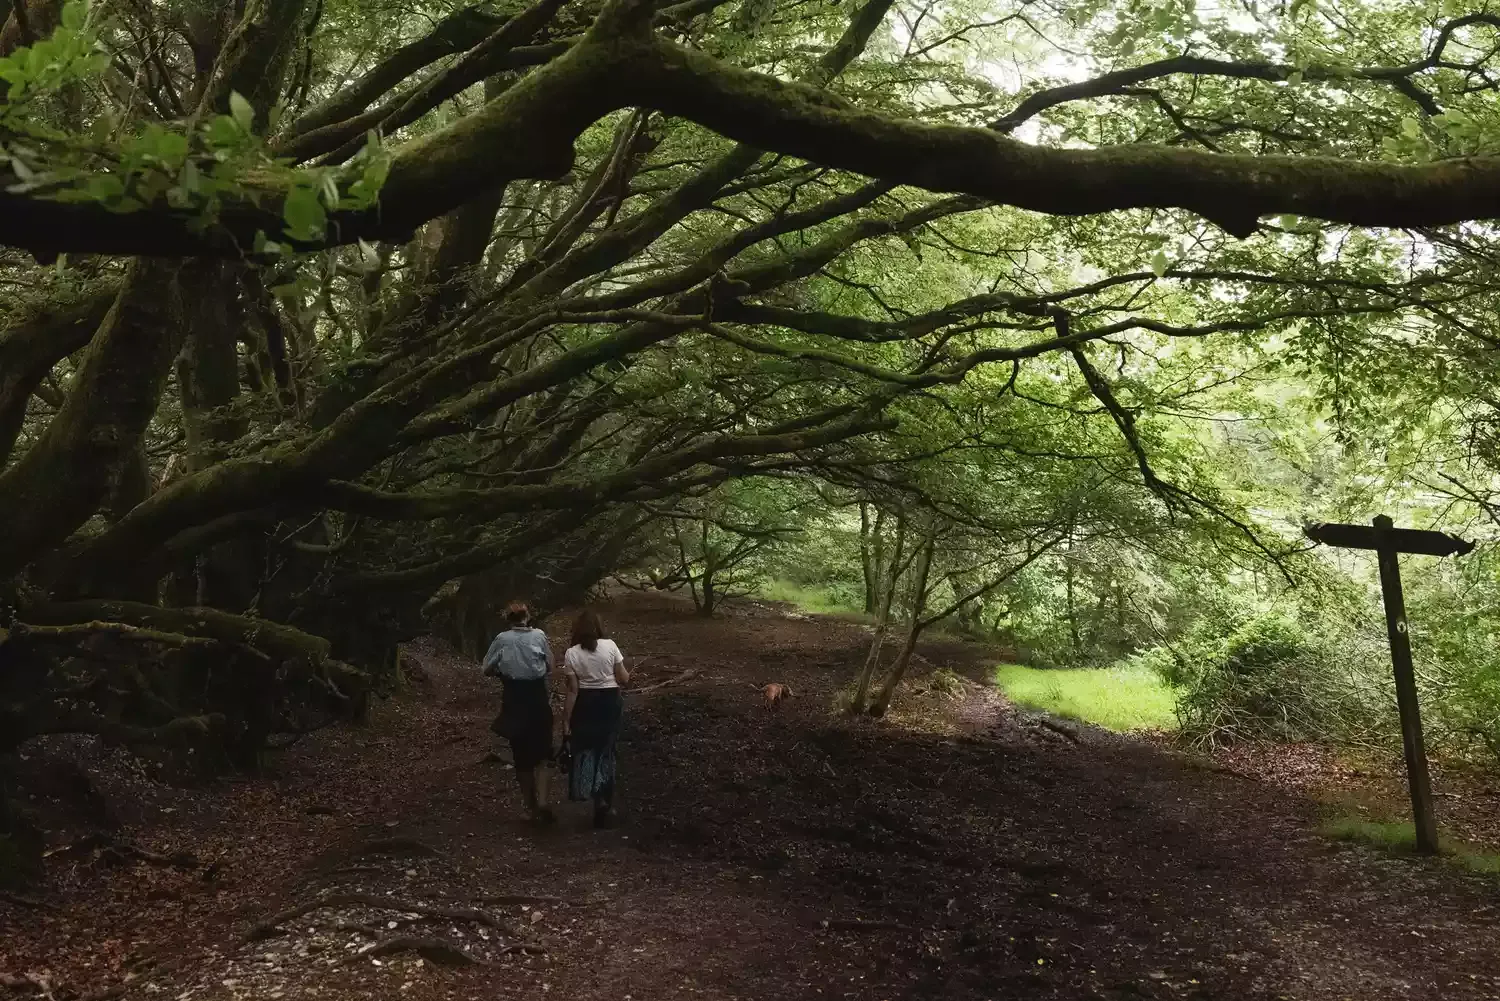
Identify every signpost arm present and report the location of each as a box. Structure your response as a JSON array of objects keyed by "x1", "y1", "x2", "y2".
[{"x1": 1372, "y1": 515, "x2": 1440, "y2": 854}]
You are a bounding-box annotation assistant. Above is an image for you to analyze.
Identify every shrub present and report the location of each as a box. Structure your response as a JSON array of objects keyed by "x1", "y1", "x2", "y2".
[{"x1": 1170, "y1": 611, "x2": 1397, "y2": 751}]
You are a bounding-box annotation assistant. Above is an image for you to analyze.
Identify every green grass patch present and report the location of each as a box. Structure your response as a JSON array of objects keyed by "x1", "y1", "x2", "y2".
[
  {"x1": 758, "y1": 579, "x2": 869, "y2": 620},
  {"x1": 993, "y1": 663, "x2": 1179, "y2": 732},
  {"x1": 1319, "y1": 814, "x2": 1500, "y2": 874},
  {"x1": 1320, "y1": 816, "x2": 1420, "y2": 852}
]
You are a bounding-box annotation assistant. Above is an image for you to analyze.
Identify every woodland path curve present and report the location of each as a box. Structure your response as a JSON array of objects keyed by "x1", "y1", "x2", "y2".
[{"x1": 4, "y1": 591, "x2": 1499, "y2": 1001}]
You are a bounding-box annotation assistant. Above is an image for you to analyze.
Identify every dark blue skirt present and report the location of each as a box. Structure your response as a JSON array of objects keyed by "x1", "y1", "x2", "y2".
[
  {"x1": 568, "y1": 688, "x2": 622, "y2": 801},
  {"x1": 497, "y1": 677, "x2": 553, "y2": 770}
]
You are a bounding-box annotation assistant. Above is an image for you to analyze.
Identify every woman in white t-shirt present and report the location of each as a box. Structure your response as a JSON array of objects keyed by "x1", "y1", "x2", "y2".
[{"x1": 561, "y1": 608, "x2": 630, "y2": 828}]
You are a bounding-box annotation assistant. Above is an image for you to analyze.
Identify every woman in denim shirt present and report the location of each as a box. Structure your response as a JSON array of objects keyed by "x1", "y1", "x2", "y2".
[{"x1": 482, "y1": 601, "x2": 556, "y2": 824}]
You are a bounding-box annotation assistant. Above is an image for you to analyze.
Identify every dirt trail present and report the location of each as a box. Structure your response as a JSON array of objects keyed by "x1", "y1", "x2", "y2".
[{"x1": 5, "y1": 591, "x2": 1499, "y2": 1000}]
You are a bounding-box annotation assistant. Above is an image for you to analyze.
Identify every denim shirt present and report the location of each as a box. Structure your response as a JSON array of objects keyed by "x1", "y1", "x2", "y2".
[{"x1": 482, "y1": 626, "x2": 551, "y2": 681}]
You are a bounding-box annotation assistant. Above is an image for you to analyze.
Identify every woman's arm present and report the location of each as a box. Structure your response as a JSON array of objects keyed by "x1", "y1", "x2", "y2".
[
  {"x1": 612, "y1": 645, "x2": 630, "y2": 687},
  {"x1": 481, "y1": 633, "x2": 504, "y2": 677},
  {"x1": 562, "y1": 663, "x2": 578, "y2": 734}
]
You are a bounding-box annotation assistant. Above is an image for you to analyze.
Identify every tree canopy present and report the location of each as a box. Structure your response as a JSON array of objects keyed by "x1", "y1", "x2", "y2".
[{"x1": 6, "y1": 0, "x2": 1500, "y2": 790}]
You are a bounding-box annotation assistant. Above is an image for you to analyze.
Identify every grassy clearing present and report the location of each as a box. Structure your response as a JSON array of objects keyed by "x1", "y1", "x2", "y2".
[
  {"x1": 994, "y1": 663, "x2": 1179, "y2": 732},
  {"x1": 1319, "y1": 814, "x2": 1500, "y2": 874},
  {"x1": 758, "y1": 579, "x2": 869, "y2": 620},
  {"x1": 1320, "y1": 816, "x2": 1420, "y2": 852}
]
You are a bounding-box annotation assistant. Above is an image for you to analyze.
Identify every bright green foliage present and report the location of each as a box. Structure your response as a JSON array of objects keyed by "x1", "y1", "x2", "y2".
[{"x1": 994, "y1": 663, "x2": 1178, "y2": 733}]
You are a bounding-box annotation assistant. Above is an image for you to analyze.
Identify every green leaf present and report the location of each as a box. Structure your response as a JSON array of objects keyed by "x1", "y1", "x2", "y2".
[
  {"x1": 60, "y1": 1, "x2": 85, "y2": 31},
  {"x1": 229, "y1": 91, "x2": 255, "y2": 132},
  {"x1": 282, "y1": 184, "x2": 326, "y2": 241},
  {"x1": 347, "y1": 151, "x2": 390, "y2": 206},
  {"x1": 1287, "y1": 70, "x2": 1303, "y2": 85},
  {"x1": 1288, "y1": 0, "x2": 1314, "y2": 19},
  {"x1": 204, "y1": 115, "x2": 242, "y2": 149},
  {"x1": 319, "y1": 171, "x2": 340, "y2": 208},
  {"x1": 1400, "y1": 116, "x2": 1422, "y2": 140},
  {"x1": 1150, "y1": 250, "x2": 1168, "y2": 277}
]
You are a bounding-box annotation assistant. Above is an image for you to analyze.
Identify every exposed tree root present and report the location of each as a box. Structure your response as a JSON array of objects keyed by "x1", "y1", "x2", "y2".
[
  {"x1": 357, "y1": 836, "x2": 440, "y2": 858},
  {"x1": 0, "y1": 972, "x2": 54, "y2": 996},
  {"x1": 0, "y1": 891, "x2": 56, "y2": 911},
  {"x1": 474, "y1": 893, "x2": 564, "y2": 906},
  {"x1": 359, "y1": 936, "x2": 477, "y2": 966},
  {"x1": 1037, "y1": 717, "x2": 1083, "y2": 744},
  {"x1": 41, "y1": 834, "x2": 196, "y2": 869},
  {"x1": 246, "y1": 892, "x2": 519, "y2": 942}
]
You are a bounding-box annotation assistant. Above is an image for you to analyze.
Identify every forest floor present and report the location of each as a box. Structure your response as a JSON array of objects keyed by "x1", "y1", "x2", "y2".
[{"x1": 5, "y1": 589, "x2": 1500, "y2": 1001}]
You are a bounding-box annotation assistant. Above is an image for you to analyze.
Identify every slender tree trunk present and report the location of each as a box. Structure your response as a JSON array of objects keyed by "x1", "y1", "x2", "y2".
[
  {"x1": 698, "y1": 514, "x2": 717, "y2": 616},
  {"x1": 869, "y1": 526, "x2": 936, "y2": 718},
  {"x1": 176, "y1": 261, "x2": 263, "y2": 610},
  {"x1": 672, "y1": 517, "x2": 703, "y2": 613},
  {"x1": 849, "y1": 515, "x2": 907, "y2": 715},
  {"x1": 859, "y1": 502, "x2": 885, "y2": 614},
  {"x1": 1064, "y1": 531, "x2": 1080, "y2": 653}
]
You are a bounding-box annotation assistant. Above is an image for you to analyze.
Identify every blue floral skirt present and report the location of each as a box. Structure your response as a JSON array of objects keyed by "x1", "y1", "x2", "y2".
[{"x1": 568, "y1": 688, "x2": 622, "y2": 802}]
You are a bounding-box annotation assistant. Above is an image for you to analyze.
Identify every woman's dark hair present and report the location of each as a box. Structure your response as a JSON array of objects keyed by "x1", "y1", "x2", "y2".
[
  {"x1": 570, "y1": 609, "x2": 606, "y2": 652},
  {"x1": 505, "y1": 600, "x2": 530, "y2": 625}
]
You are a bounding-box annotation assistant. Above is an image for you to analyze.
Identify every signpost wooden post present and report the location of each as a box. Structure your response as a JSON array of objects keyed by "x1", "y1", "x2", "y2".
[{"x1": 1303, "y1": 516, "x2": 1474, "y2": 855}]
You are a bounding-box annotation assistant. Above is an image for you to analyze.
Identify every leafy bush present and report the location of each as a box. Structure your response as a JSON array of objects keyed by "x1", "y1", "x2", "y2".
[
  {"x1": 1223, "y1": 612, "x2": 1307, "y2": 676},
  {"x1": 1167, "y1": 610, "x2": 1398, "y2": 751}
]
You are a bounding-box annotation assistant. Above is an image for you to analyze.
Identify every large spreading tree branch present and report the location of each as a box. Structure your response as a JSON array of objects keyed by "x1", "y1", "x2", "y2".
[
  {"x1": 11, "y1": 5, "x2": 1500, "y2": 255},
  {"x1": 0, "y1": 289, "x2": 114, "y2": 465},
  {"x1": 0, "y1": 263, "x2": 187, "y2": 580},
  {"x1": 317, "y1": 403, "x2": 893, "y2": 520}
]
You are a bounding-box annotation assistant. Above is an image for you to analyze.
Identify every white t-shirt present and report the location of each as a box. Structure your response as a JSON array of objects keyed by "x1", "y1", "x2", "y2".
[{"x1": 564, "y1": 639, "x2": 624, "y2": 689}]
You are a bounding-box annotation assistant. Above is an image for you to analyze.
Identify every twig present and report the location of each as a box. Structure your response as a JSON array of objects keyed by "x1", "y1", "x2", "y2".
[
  {"x1": 473, "y1": 894, "x2": 565, "y2": 906},
  {"x1": 819, "y1": 918, "x2": 910, "y2": 932},
  {"x1": 629, "y1": 668, "x2": 700, "y2": 694},
  {"x1": 497, "y1": 943, "x2": 548, "y2": 957},
  {"x1": 334, "y1": 921, "x2": 383, "y2": 937}
]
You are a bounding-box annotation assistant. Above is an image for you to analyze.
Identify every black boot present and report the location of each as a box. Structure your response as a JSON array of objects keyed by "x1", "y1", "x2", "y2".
[
  {"x1": 593, "y1": 784, "x2": 616, "y2": 828},
  {"x1": 517, "y1": 769, "x2": 541, "y2": 819}
]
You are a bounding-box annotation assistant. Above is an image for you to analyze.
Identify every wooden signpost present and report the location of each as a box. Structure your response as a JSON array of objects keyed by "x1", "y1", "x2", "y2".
[{"x1": 1303, "y1": 516, "x2": 1475, "y2": 854}]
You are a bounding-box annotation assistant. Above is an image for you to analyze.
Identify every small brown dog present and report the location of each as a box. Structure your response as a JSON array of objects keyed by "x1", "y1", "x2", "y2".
[{"x1": 763, "y1": 683, "x2": 793, "y2": 709}]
